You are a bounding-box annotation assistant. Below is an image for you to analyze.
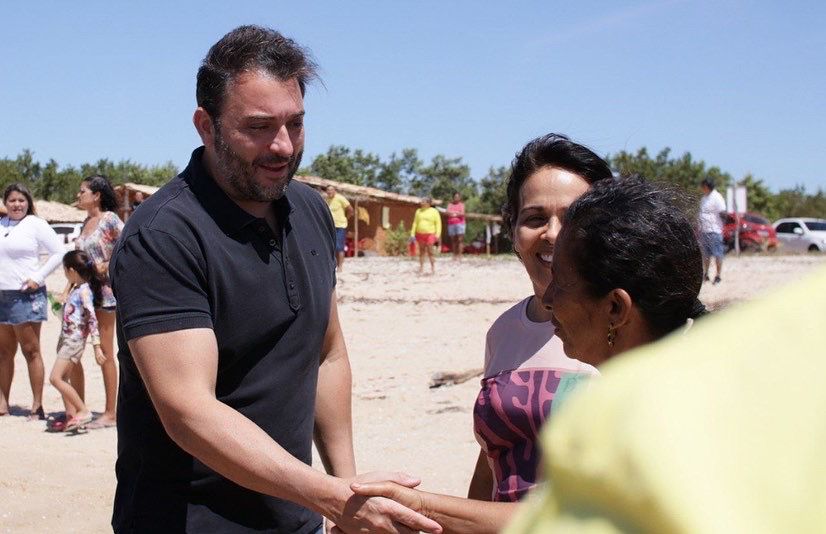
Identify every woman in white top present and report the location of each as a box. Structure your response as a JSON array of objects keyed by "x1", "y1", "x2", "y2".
[{"x1": 0, "y1": 183, "x2": 64, "y2": 419}]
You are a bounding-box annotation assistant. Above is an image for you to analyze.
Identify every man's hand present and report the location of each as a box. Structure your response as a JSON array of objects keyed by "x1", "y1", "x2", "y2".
[
  {"x1": 349, "y1": 480, "x2": 427, "y2": 515},
  {"x1": 327, "y1": 472, "x2": 439, "y2": 534}
]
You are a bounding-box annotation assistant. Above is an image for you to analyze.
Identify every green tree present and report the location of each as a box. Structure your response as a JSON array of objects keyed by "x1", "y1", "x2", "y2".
[
  {"x1": 378, "y1": 148, "x2": 421, "y2": 193},
  {"x1": 609, "y1": 147, "x2": 732, "y2": 193},
  {"x1": 740, "y1": 174, "x2": 777, "y2": 220},
  {"x1": 413, "y1": 154, "x2": 476, "y2": 202},
  {"x1": 305, "y1": 145, "x2": 382, "y2": 187},
  {"x1": 478, "y1": 165, "x2": 509, "y2": 216}
]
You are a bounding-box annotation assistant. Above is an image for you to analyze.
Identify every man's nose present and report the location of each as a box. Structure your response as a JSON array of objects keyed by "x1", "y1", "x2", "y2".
[{"x1": 268, "y1": 125, "x2": 293, "y2": 157}]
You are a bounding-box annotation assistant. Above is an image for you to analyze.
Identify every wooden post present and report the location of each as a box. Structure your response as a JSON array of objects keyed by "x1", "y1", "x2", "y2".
[
  {"x1": 354, "y1": 198, "x2": 359, "y2": 259},
  {"x1": 122, "y1": 187, "x2": 131, "y2": 221},
  {"x1": 486, "y1": 222, "x2": 491, "y2": 257}
]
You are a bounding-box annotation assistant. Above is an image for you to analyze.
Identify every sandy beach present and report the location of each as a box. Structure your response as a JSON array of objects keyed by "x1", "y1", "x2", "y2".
[{"x1": 1, "y1": 253, "x2": 824, "y2": 532}]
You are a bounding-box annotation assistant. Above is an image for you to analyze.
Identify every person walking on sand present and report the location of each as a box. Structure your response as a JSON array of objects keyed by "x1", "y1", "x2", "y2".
[
  {"x1": 109, "y1": 25, "x2": 440, "y2": 534},
  {"x1": 410, "y1": 196, "x2": 441, "y2": 275},
  {"x1": 446, "y1": 192, "x2": 465, "y2": 260},
  {"x1": 49, "y1": 251, "x2": 106, "y2": 432},
  {"x1": 325, "y1": 185, "x2": 353, "y2": 271},
  {"x1": 698, "y1": 177, "x2": 726, "y2": 284}
]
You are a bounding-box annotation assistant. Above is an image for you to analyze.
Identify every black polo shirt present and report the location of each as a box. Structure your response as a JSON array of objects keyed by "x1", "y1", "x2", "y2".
[{"x1": 110, "y1": 147, "x2": 336, "y2": 533}]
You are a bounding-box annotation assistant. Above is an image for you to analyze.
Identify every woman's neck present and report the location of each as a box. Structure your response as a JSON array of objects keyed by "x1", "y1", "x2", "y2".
[{"x1": 86, "y1": 206, "x2": 103, "y2": 218}]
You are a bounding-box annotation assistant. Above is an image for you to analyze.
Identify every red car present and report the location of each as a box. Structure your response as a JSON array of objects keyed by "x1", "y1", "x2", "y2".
[{"x1": 722, "y1": 212, "x2": 778, "y2": 252}]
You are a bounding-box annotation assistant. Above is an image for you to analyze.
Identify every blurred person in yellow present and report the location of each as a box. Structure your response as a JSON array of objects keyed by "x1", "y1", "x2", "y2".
[
  {"x1": 325, "y1": 185, "x2": 352, "y2": 270},
  {"x1": 506, "y1": 264, "x2": 826, "y2": 534},
  {"x1": 410, "y1": 197, "x2": 442, "y2": 275}
]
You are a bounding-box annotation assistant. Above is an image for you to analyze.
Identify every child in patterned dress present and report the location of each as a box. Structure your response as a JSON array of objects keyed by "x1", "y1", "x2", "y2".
[{"x1": 49, "y1": 250, "x2": 105, "y2": 431}]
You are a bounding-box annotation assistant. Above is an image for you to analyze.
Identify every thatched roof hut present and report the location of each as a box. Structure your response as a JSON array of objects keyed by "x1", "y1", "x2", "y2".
[{"x1": 114, "y1": 182, "x2": 161, "y2": 221}]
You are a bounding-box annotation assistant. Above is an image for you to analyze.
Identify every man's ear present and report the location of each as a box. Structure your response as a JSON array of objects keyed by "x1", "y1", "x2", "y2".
[
  {"x1": 193, "y1": 108, "x2": 216, "y2": 148},
  {"x1": 606, "y1": 288, "x2": 634, "y2": 329}
]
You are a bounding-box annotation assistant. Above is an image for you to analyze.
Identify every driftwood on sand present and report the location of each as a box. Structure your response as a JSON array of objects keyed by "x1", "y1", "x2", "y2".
[{"x1": 429, "y1": 367, "x2": 484, "y2": 388}]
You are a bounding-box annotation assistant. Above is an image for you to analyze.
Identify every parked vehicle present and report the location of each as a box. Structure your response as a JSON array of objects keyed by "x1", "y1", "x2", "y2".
[
  {"x1": 773, "y1": 218, "x2": 826, "y2": 253},
  {"x1": 50, "y1": 222, "x2": 82, "y2": 251},
  {"x1": 722, "y1": 212, "x2": 778, "y2": 252}
]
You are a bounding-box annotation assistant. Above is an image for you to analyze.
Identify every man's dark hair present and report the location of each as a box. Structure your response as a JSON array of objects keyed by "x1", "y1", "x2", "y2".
[
  {"x1": 502, "y1": 133, "x2": 613, "y2": 240},
  {"x1": 563, "y1": 175, "x2": 705, "y2": 338},
  {"x1": 196, "y1": 25, "x2": 319, "y2": 122},
  {"x1": 701, "y1": 178, "x2": 715, "y2": 190}
]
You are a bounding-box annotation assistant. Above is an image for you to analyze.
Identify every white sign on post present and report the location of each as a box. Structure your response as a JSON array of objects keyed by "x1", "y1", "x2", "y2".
[{"x1": 726, "y1": 186, "x2": 748, "y2": 213}]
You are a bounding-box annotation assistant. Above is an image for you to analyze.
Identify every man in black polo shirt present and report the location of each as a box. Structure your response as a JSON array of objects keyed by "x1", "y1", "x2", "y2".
[{"x1": 110, "y1": 26, "x2": 441, "y2": 534}]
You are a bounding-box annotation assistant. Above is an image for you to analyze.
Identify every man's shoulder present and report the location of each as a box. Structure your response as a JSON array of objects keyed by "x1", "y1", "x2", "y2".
[
  {"x1": 118, "y1": 175, "x2": 204, "y2": 246},
  {"x1": 288, "y1": 180, "x2": 331, "y2": 215}
]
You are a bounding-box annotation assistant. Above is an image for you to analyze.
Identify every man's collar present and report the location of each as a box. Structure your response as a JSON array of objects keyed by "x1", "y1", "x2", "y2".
[{"x1": 184, "y1": 146, "x2": 293, "y2": 234}]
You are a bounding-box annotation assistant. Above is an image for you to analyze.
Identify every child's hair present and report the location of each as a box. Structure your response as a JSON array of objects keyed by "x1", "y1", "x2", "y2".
[{"x1": 62, "y1": 250, "x2": 105, "y2": 308}]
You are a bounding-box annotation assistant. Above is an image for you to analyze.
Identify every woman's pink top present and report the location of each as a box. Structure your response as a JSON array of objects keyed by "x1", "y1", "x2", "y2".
[{"x1": 446, "y1": 201, "x2": 465, "y2": 225}]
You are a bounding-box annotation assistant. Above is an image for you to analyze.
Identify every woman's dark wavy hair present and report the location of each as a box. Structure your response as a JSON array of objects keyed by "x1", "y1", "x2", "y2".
[
  {"x1": 502, "y1": 133, "x2": 613, "y2": 240},
  {"x1": 62, "y1": 250, "x2": 105, "y2": 308},
  {"x1": 563, "y1": 175, "x2": 706, "y2": 338},
  {"x1": 3, "y1": 183, "x2": 37, "y2": 216},
  {"x1": 197, "y1": 25, "x2": 319, "y2": 123},
  {"x1": 83, "y1": 175, "x2": 119, "y2": 213}
]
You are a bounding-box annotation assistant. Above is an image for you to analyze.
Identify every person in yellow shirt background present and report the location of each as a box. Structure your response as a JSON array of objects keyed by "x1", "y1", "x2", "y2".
[
  {"x1": 325, "y1": 185, "x2": 353, "y2": 271},
  {"x1": 410, "y1": 197, "x2": 442, "y2": 275}
]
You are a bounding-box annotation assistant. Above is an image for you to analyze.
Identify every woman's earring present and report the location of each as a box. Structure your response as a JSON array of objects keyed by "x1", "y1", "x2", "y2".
[{"x1": 607, "y1": 323, "x2": 616, "y2": 347}]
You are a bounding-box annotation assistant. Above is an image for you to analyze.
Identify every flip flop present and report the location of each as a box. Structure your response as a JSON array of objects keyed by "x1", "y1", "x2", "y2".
[
  {"x1": 65, "y1": 414, "x2": 93, "y2": 432},
  {"x1": 86, "y1": 418, "x2": 116, "y2": 430}
]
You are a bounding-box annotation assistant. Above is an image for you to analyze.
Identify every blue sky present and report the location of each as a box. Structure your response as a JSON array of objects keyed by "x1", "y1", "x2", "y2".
[{"x1": 1, "y1": 1, "x2": 824, "y2": 192}]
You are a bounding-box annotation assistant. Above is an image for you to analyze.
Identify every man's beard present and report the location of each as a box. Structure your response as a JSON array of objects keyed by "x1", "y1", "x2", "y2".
[{"x1": 214, "y1": 127, "x2": 303, "y2": 202}]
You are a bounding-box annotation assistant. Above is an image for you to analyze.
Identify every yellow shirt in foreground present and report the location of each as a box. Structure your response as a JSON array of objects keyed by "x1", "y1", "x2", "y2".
[
  {"x1": 326, "y1": 193, "x2": 351, "y2": 228},
  {"x1": 410, "y1": 207, "x2": 442, "y2": 237},
  {"x1": 507, "y1": 265, "x2": 826, "y2": 534}
]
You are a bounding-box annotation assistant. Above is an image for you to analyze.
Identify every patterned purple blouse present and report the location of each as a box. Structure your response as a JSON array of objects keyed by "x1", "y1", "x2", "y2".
[
  {"x1": 473, "y1": 367, "x2": 591, "y2": 502},
  {"x1": 473, "y1": 297, "x2": 596, "y2": 502}
]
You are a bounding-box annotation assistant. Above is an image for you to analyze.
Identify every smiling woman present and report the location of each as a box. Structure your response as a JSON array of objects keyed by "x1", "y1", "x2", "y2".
[
  {"x1": 347, "y1": 134, "x2": 615, "y2": 534},
  {"x1": 0, "y1": 183, "x2": 64, "y2": 419}
]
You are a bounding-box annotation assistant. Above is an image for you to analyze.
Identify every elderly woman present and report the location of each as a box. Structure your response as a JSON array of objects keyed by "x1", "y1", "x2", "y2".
[
  {"x1": 0, "y1": 183, "x2": 64, "y2": 419},
  {"x1": 543, "y1": 175, "x2": 706, "y2": 366},
  {"x1": 72, "y1": 175, "x2": 124, "y2": 428},
  {"x1": 345, "y1": 175, "x2": 706, "y2": 534}
]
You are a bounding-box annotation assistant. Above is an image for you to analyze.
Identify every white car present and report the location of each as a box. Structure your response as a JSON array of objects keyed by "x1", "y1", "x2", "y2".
[
  {"x1": 50, "y1": 223, "x2": 82, "y2": 251},
  {"x1": 773, "y1": 218, "x2": 826, "y2": 253}
]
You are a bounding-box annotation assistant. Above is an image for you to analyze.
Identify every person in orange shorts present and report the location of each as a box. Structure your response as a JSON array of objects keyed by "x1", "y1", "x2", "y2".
[{"x1": 410, "y1": 197, "x2": 442, "y2": 275}]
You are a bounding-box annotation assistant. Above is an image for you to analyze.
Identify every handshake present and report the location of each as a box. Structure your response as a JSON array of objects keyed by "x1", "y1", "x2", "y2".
[{"x1": 326, "y1": 471, "x2": 440, "y2": 534}]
